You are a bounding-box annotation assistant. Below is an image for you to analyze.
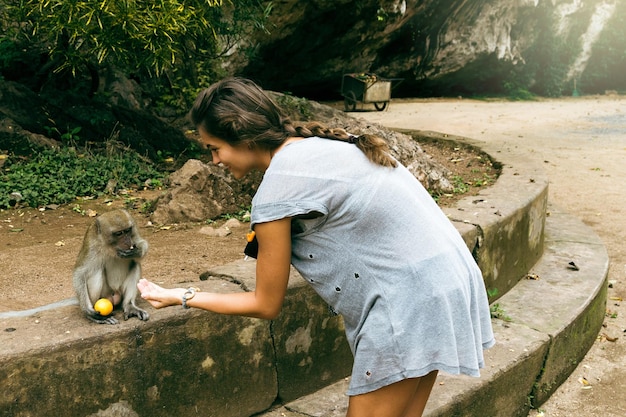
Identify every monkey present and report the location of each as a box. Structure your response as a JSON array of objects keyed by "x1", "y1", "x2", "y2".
[{"x1": 73, "y1": 209, "x2": 150, "y2": 324}]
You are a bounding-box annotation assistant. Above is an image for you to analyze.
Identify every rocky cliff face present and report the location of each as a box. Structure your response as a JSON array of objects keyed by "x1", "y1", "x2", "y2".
[{"x1": 231, "y1": 0, "x2": 624, "y2": 98}]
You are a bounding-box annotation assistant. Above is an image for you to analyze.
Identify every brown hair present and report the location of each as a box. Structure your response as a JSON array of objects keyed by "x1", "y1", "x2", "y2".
[{"x1": 189, "y1": 77, "x2": 396, "y2": 168}]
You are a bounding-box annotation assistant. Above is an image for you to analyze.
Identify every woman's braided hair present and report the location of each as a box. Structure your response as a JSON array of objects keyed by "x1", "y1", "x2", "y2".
[
  {"x1": 290, "y1": 121, "x2": 397, "y2": 168},
  {"x1": 190, "y1": 77, "x2": 396, "y2": 168}
]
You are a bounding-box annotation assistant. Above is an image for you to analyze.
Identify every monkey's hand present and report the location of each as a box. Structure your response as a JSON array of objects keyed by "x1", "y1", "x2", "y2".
[{"x1": 138, "y1": 278, "x2": 186, "y2": 309}]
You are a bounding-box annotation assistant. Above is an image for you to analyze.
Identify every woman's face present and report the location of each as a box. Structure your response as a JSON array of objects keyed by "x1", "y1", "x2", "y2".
[{"x1": 197, "y1": 127, "x2": 267, "y2": 179}]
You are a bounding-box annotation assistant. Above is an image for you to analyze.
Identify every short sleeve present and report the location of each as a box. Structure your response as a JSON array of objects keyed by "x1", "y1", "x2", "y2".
[{"x1": 251, "y1": 200, "x2": 328, "y2": 229}]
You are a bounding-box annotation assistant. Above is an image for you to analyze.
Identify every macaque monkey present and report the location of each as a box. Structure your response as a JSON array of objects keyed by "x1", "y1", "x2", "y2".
[{"x1": 73, "y1": 209, "x2": 150, "y2": 324}]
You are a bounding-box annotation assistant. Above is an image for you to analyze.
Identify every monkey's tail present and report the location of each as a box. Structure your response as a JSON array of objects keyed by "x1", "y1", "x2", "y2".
[{"x1": 0, "y1": 297, "x2": 79, "y2": 319}]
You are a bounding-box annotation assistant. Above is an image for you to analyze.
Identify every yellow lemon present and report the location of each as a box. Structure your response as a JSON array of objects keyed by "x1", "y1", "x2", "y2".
[{"x1": 94, "y1": 298, "x2": 113, "y2": 316}]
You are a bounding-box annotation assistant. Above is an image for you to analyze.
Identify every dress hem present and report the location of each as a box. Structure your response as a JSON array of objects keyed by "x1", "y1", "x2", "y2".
[{"x1": 346, "y1": 357, "x2": 492, "y2": 397}]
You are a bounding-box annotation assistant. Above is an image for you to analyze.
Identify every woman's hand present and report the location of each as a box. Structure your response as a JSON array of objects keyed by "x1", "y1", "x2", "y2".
[{"x1": 137, "y1": 278, "x2": 185, "y2": 309}]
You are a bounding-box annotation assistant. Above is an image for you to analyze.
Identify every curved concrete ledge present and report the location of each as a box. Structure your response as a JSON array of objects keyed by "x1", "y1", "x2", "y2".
[
  {"x1": 411, "y1": 130, "x2": 549, "y2": 302},
  {"x1": 0, "y1": 133, "x2": 607, "y2": 417}
]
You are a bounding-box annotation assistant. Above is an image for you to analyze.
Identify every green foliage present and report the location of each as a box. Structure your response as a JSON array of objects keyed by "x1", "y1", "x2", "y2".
[
  {"x1": 469, "y1": 172, "x2": 496, "y2": 187},
  {"x1": 0, "y1": 38, "x2": 21, "y2": 73},
  {"x1": 44, "y1": 125, "x2": 83, "y2": 146},
  {"x1": 500, "y1": 3, "x2": 599, "y2": 98},
  {"x1": 2, "y1": 0, "x2": 271, "y2": 97},
  {"x1": 4, "y1": 0, "x2": 221, "y2": 76},
  {"x1": 153, "y1": 58, "x2": 225, "y2": 110},
  {"x1": 206, "y1": 206, "x2": 252, "y2": 223},
  {"x1": 580, "y1": 1, "x2": 626, "y2": 93},
  {"x1": 376, "y1": 7, "x2": 389, "y2": 22},
  {"x1": 490, "y1": 303, "x2": 512, "y2": 322},
  {"x1": 429, "y1": 174, "x2": 481, "y2": 202},
  {"x1": 486, "y1": 288, "x2": 511, "y2": 321},
  {"x1": 487, "y1": 288, "x2": 499, "y2": 299},
  {"x1": 451, "y1": 175, "x2": 470, "y2": 194},
  {"x1": 522, "y1": 5, "x2": 571, "y2": 97},
  {"x1": 503, "y1": 80, "x2": 536, "y2": 101},
  {"x1": 274, "y1": 93, "x2": 314, "y2": 121},
  {"x1": 0, "y1": 147, "x2": 165, "y2": 208}
]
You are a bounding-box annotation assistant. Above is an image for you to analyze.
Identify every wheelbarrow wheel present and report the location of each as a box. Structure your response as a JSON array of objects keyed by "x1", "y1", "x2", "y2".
[
  {"x1": 344, "y1": 91, "x2": 357, "y2": 112},
  {"x1": 374, "y1": 101, "x2": 388, "y2": 111}
]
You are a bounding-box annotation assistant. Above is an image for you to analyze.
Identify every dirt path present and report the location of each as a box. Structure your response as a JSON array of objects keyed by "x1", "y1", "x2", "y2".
[
  {"x1": 0, "y1": 202, "x2": 249, "y2": 313},
  {"x1": 356, "y1": 95, "x2": 626, "y2": 416}
]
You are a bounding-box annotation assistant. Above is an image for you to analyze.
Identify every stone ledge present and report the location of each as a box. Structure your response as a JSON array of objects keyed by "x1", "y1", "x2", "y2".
[
  {"x1": 1, "y1": 278, "x2": 278, "y2": 417},
  {"x1": 414, "y1": 130, "x2": 549, "y2": 302}
]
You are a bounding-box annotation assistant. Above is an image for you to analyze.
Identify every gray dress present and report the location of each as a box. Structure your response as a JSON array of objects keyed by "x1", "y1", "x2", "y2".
[{"x1": 251, "y1": 137, "x2": 495, "y2": 396}]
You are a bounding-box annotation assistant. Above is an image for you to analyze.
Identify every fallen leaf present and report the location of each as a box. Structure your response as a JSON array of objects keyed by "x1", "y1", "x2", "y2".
[
  {"x1": 578, "y1": 376, "x2": 592, "y2": 389},
  {"x1": 526, "y1": 273, "x2": 540, "y2": 280},
  {"x1": 609, "y1": 296, "x2": 622, "y2": 301},
  {"x1": 55, "y1": 241, "x2": 65, "y2": 247},
  {"x1": 567, "y1": 261, "x2": 580, "y2": 271},
  {"x1": 603, "y1": 333, "x2": 618, "y2": 342}
]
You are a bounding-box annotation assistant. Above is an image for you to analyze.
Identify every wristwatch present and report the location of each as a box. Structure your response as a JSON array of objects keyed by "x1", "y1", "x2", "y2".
[{"x1": 182, "y1": 287, "x2": 200, "y2": 309}]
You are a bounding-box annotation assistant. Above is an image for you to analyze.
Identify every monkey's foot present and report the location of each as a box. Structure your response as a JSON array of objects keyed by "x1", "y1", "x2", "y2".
[
  {"x1": 124, "y1": 306, "x2": 150, "y2": 322},
  {"x1": 88, "y1": 313, "x2": 119, "y2": 325}
]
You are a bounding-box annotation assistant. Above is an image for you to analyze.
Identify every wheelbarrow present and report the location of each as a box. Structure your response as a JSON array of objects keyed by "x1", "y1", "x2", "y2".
[{"x1": 341, "y1": 73, "x2": 404, "y2": 112}]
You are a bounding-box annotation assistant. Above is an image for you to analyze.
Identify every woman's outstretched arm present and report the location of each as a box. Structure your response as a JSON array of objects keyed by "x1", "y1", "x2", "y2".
[{"x1": 137, "y1": 218, "x2": 292, "y2": 319}]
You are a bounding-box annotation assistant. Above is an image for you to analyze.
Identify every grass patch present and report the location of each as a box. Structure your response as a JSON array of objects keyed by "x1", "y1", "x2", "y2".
[
  {"x1": 490, "y1": 303, "x2": 512, "y2": 322},
  {"x1": 0, "y1": 146, "x2": 164, "y2": 209}
]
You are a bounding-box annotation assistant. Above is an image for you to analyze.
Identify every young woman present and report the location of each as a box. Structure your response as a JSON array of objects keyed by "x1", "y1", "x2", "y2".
[{"x1": 137, "y1": 77, "x2": 495, "y2": 417}]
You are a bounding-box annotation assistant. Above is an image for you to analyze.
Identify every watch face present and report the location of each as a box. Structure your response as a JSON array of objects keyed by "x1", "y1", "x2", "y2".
[{"x1": 244, "y1": 236, "x2": 258, "y2": 259}]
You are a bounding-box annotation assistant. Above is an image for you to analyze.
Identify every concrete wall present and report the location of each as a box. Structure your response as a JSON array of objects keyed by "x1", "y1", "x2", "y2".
[
  {"x1": 0, "y1": 263, "x2": 355, "y2": 417},
  {"x1": 408, "y1": 130, "x2": 550, "y2": 301}
]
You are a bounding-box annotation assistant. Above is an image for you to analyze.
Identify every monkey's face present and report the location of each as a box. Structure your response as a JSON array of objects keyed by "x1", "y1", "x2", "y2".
[
  {"x1": 112, "y1": 228, "x2": 142, "y2": 258},
  {"x1": 92, "y1": 210, "x2": 147, "y2": 261}
]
